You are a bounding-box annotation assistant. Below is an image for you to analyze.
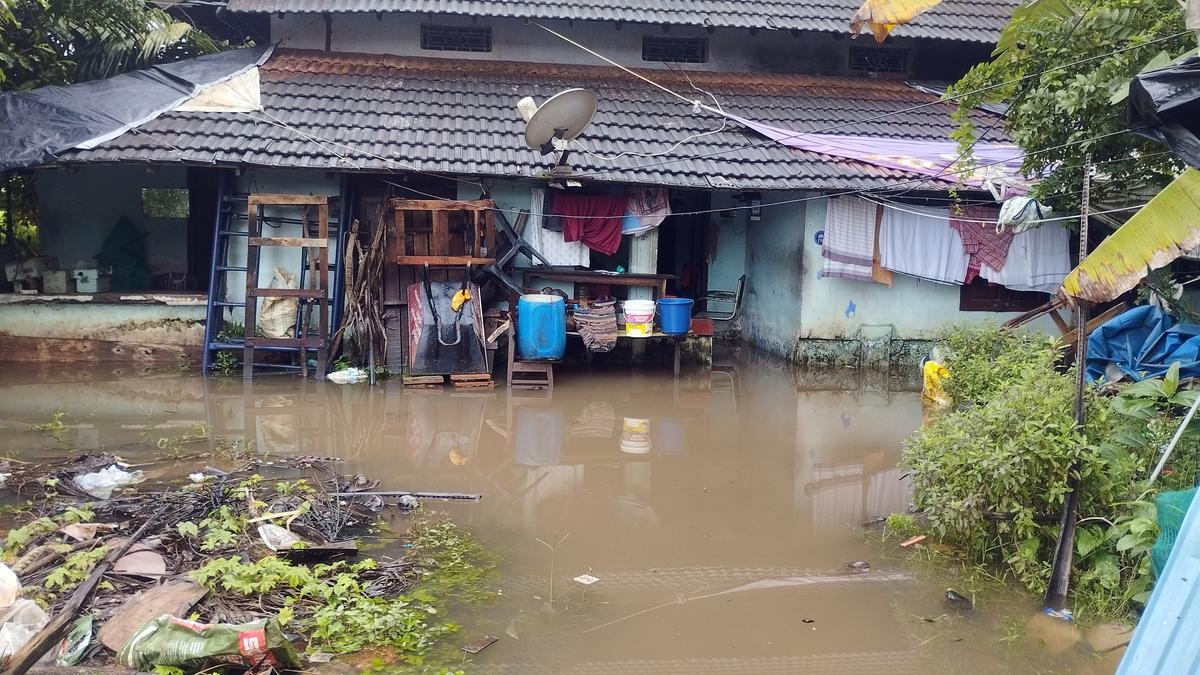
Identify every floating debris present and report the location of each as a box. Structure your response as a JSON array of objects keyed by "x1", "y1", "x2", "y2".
[
  {"x1": 462, "y1": 635, "x2": 499, "y2": 654},
  {"x1": 574, "y1": 574, "x2": 601, "y2": 585},
  {"x1": 945, "y1": 589, "x2": 974, "y2": 611},
  {"x1": 844, "y1": 561, "x2": 872, "y2": 573}
]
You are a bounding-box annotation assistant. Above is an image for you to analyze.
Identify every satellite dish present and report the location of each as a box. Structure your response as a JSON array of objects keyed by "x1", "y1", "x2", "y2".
[{"x1": 518, "y1": 89, "x2": 598, "y2": 169}]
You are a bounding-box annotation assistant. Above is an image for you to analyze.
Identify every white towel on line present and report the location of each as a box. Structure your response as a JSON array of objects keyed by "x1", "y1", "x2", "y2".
[
  {"x1": 979, "y1": 223, "x2": 1071, "y2": 293},
  {"x1": 880, "y1": 205, "x2": 970, "y2": 284}
]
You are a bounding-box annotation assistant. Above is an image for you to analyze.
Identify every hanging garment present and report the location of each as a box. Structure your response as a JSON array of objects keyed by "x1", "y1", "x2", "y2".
[
  {"x1": 821, "y1": 197, "x2": 876, "y2": 282},
  {"x1": 998, "y1": 196, "x2": 1052, "y2": 233},
  {"x1": 622, "y1": 188, "x2": 671, "y2": 235},
  {"x1": 555, "y1": 194, "x2": 626, "y2": 256},
  {"x1": 526, "y1": 189, "x2": 589, "y2": 267},
  {"x1": 871, "y1": 215, "x2": 893, "y2": 286},
  {"x1": 880, "y1": 205, "x2": 970, "y2": 284},
  {"x1": 949, "y1": 206, "x2": 1013, "y2": 284},
  {"x1": 979, "y1": 224, "x2": 1071, "y2": 293}
]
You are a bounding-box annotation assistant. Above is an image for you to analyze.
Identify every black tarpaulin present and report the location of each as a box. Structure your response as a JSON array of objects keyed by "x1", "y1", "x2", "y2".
[
  {"x1": 1129, "y1": 56, "x2": 1200, "y2": 169},
  {"x1": 0, "y1": 45, "x2": 273, "y2": 172}
]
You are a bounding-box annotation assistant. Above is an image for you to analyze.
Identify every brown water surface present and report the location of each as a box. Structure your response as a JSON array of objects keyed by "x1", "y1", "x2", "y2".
[{"x1": 0, "y1": 360, "x2": 1112, "y2": 674}]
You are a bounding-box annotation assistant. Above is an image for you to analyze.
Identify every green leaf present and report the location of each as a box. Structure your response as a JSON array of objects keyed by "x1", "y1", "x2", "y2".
[
  {"x1": 1076, "y1": 525, "x2": 1103, "y2": 557},
  {"x1": 1116, "y1": 533, "x2": 1140, "y2": 552},
  {"x1": 1063, "y1": 170, "x2": 1200, "y2": 302},
  {"x1": 176, "y1": 522, "x2": 199, "y2": 537},
  {"x1": 1164, "y1": 363, "x2": 1181, "y2": 397}
]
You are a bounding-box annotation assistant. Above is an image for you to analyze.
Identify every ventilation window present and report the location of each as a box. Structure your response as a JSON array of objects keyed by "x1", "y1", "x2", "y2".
[
  {"x1": 642, "y1": 36, "x2": 708, "y2": 64},
  {"x1": 420, "y1": 24, "x2": 492, "y2": 53},
  {"x1": 848, "y1": 46, "x2": 910, "y2": 75}
]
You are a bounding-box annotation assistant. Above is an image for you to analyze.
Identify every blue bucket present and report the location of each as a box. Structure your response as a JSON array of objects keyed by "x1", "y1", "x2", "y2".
[{"x1": 657, "y1": 298, "x2": 694, "y2": 336}]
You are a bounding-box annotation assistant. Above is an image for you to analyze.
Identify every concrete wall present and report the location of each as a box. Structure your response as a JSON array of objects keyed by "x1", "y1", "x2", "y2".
[
  {"x1": 797, "y1": 198, "x2": 1056, "y2": 344},
  {"x1": 36, "y1": 165, "x2": 189, "y2": 277},
  {"x1": 741, "y1": 192, "x2": 807, "y2": 358},
  {"x1": 0, "y1": 299, "x2": 205, "y2": 346},
  {"x1": 273, "y1": 13, "x2": 919, "y2": 77}
]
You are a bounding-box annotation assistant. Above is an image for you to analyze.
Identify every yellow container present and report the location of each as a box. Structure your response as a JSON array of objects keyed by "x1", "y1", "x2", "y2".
[{"x1": 626, "y1": 322, "x2": 652, "y2": 337}]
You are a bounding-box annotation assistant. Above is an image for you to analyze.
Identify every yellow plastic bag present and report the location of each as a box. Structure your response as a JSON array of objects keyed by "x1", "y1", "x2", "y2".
[{"x1": 922, "y1": 360, "x2": 951, "y2": 408}]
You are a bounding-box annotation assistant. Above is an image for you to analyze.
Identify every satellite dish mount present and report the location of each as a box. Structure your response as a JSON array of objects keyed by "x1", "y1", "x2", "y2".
[{"x1": 518, "y1": 88, "x2": 598, "y2": 174}]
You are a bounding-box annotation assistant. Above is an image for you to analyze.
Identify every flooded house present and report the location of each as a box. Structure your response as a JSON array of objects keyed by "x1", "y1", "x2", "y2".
[{"x1": 0, "y1": 0, "x2": 1062, "y2": 374}]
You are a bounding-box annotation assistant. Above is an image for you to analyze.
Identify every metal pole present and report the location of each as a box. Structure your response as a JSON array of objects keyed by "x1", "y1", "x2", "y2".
[
  {"x1": 1045, "y1": 156, "x2": 1092, "y2": 611},
  {"x1": 1147, "y1": 392, "x2": 1200, "y2": 486}
]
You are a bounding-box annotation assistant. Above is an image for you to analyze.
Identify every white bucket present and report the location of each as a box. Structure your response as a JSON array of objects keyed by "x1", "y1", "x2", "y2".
[{"x1": 623, "y1": 299, "x2": 655, "y2": 324}]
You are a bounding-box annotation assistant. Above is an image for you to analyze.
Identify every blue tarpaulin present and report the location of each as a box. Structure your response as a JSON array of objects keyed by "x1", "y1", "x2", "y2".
[{"x1": 1085, "y1": 305, "x2": 1200, "y2": 382}]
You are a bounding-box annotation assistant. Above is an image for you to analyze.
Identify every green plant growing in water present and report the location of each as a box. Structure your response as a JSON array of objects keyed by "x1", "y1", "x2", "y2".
[
  {"x1": 212, "y1": 351, "x2": 239, "y2": 376},
  {"x1": 29, "y1": 411, "x2": 68, "y2": 442},
  {"x1": 906, "y1": 326, "x2": 1200, "y2": 620},
  {"x1": 883, "y1": 513, "x2": 920, "y2": 539},
  {"x1": 215, "y1": 321, "x2": 245, "y2": 342}
]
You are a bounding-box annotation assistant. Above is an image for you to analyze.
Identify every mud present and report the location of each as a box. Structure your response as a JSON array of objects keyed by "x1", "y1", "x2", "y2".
[{"x1": 0, "y1": 358, "x2": 1111, "y2": 674}]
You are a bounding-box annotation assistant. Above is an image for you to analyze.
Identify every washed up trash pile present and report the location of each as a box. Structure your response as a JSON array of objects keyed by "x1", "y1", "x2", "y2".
[{"x1": 0, "y1": 451, "x2": 495, "y2": 672}]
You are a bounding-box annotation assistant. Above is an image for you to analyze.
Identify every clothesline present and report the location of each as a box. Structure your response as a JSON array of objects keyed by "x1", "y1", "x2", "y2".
[{"x1": 859, "y1": 196, "x2": 1146, "y2": 226}]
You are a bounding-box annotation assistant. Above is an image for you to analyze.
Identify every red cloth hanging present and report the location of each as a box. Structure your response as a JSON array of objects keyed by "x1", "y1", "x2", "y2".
[{"x1": 553, "y1": 193, "x2": 626, "y2": 256}]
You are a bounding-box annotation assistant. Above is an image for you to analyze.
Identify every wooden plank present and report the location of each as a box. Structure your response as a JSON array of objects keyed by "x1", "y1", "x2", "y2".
[
  {"x1": 390, "y1": 199, "x2": 493, "y2": 212},
  {"x1": 472, "y1": 210, "x2": 482, "y2": 258},
  {"x1": 484, "y1": 209, "x2": 496, "y2": 259},
  {"x1": 1049, "y1": 309, "x2": 1071, "y2": 335},
  {"x1": 248, "y1": 194, "x2": 327, "y2": 206},
  {"x1": 395, "y1": 255, "x2": 494, "y2": 266},
  {"x1": 0, "y1": 336, "x2": 200, "y2": 364},
  {"x1": 247, "y1": 288, "x2": 326, "y2": 298},
  {"x1": 454, "y1": 380, "x2": 495, "y2": 390},
  {"x1": 450, "y1": 373, "x2": 493, "y2": 382},
  {"x1": 432, "y1": 209, "x2": 450, "y2": 256},
  {"x1": 404, "y1": 375, "x2": 445, "y2": 385},
  {"x1": 249, "y1": 237, "x2": 328, "y2": 248},
  {"x1": 1060, "y1": 302, "x2": 1130, "y2": 348},
  {"x1": 244, "y1": 202, "x2": 260, "y2": 379},
  {"x1": 393, "y1": 209, "x2": 407, "y2": 258}
]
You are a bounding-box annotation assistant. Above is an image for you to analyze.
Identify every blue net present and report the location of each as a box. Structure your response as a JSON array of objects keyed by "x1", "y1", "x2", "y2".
[{"x1": 1152, "y1": 487, "x2": 1197, "y2": 577}]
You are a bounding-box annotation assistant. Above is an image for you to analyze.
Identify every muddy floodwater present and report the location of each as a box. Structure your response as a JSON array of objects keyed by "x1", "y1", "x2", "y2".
[{"x1": 0, "y1": 358, "x2": 1119, "y2": 674}]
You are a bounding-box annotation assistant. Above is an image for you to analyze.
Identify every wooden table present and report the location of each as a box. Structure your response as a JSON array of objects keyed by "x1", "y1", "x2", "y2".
[{"x1": 517, "y1": 269, "x2": 674, "y2": 299}]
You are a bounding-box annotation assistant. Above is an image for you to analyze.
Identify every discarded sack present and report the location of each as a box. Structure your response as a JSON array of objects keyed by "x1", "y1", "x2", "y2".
[
  {"x1": 73, "y1": 465, "x2": 145, "y2": 499},
  {"x1": 259, "y1": 266, "x2": 299, "y2": 339},
  {"x1": 117, "y1": 615, "x2": 301, "y2": 671}
]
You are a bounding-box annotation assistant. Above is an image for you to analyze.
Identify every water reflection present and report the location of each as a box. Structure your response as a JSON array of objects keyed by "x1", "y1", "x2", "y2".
[{"x1": 0, "y1": 362, "x2": 1085, "y2": 674}]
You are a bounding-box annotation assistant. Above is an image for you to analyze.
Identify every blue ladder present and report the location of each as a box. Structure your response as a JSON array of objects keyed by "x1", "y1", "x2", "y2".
[{"x1": 201, "y1": 178, "x2": 348, "y2": 375}]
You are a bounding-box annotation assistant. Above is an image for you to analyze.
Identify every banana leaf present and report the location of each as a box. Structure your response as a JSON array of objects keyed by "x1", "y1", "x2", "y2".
[
  {"x1": 1061, "y1": 169, "x2": 1200, "y2": 302},
  {"x1": 849, "y1": 0, "x2": 943, "y2": 42}
]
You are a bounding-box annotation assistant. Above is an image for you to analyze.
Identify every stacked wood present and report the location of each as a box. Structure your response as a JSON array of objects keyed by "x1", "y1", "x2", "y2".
[{"x1": 332, "y1": 212, "x2": 388, "y2": 369}]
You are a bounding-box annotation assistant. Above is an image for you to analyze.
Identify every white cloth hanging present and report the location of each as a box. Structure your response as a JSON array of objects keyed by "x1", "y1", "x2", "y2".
[
  {"x1": 880, "y1": 205, "x2": 970, "y2": 284},
  {"x1": 525, "y1": 188, "x2": 589, "y2": 267},
  {"x1": 979, "y1": 224, "x2": 1071, "y2": 293}
]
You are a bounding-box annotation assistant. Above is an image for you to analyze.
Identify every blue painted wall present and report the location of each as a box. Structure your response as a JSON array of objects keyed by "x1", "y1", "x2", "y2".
[{"x1": 741, "y1": 192, "x2": 807, "y2": 357}]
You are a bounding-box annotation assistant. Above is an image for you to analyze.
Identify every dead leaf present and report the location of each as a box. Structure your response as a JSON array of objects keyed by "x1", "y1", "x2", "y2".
[{"x1": 112, "y1": 550, "x2": 166, "y2": 578}]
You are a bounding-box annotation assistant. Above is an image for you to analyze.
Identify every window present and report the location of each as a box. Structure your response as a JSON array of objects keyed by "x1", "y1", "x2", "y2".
[
  {"x1": 141, "y1": 188, "x2": 190, "y2": 218},
  {"x1": 642, "y1": 36, "x2": 708, "y2": 64},
  {"x1": 959, "y1": 277, "x2": 1049, "y2": 313},
  {"x1": 420, "y1": 24, "x2": 492, "y2": 53},
  {"x1": 848, "y1": 46, "x2": 910, "y2": 75}
]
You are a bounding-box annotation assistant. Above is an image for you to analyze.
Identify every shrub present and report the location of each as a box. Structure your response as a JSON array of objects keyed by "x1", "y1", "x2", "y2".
[{"x1": 940, "y1": 324, "x2": 1063, "y2": 407}]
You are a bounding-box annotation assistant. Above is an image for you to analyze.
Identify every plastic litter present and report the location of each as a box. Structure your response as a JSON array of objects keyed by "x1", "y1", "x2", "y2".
[
  {"x1": 0, "y1": 599, "x2": 49, "y2": 658},
  {"x1": 398, "y1": 494, "x2": 420, "y2": 511},
  {"x1": 326, "y1": 367, "x2": 369, "y2": 384},
  {"x1": 573, "y1": 574, "x2": 600, "y2": 585},
  {"x1": 0, "y1": 564, "x2": 19, "y2": 610},
  {"x1": 54, "y1": 614, "x2": 92, "y2": 667},
  {"x1": 257, "y1": 524, "x2": 304, "y2": 551},
  {"x1": 72, "y1": 465, "x2": 145, "y2": 499},
  {"x1": 116, "y1": 615, "x2": 301, "y2": 671}
]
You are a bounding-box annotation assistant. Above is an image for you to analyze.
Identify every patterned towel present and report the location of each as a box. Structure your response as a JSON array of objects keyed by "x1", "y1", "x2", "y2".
[
  {"x1": 574, "y1": 300, "x2": 618, "y2": 352},
  {"x1": 822, "y1": 197, "x2": 877, "y2": 282},
  {"x1": 950, "y1": 206, "x2": 1013, "y2": 283}
]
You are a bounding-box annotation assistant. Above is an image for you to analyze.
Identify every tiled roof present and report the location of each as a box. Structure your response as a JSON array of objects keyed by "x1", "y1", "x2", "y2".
[
  {"x1": 57, "y1": 49, "x2": 1003, "y2": 191},
  {"x1": 224, "y1": 0, "x2": 1020, "y2": 43}
]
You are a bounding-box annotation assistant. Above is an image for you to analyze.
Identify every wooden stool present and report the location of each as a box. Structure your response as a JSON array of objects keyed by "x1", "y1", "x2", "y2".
[{"x1": 506, "y1": 323, "x2": 555, "y2": 390}]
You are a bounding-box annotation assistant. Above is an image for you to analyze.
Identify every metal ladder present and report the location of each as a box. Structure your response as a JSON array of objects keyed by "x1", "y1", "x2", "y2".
[{"x1": 201, "y1": 181, "x2": 347, "y2": 375}]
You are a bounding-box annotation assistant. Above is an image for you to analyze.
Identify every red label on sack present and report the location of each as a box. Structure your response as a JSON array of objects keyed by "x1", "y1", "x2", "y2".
[{"x1": 237, "y1": 628, "x2": 277, "y2": 666}]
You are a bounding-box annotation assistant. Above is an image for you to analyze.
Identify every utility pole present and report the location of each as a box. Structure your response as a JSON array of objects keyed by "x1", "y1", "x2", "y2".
[{"x1": 1045, "y1": 155, "x2": 1092, "y2": 611}]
